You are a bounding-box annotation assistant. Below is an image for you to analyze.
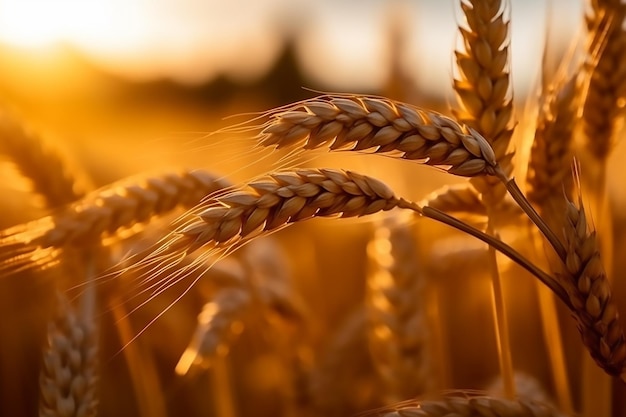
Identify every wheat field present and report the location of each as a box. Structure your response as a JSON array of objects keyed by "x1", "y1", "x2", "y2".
[{"x1": 2, "y1": 0, "x2": 626, "y2": 416}]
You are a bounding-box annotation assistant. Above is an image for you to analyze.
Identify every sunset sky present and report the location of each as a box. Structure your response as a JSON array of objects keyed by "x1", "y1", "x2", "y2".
[{"x1": 0, "y1": 0, "x2": 584, "y2": 95}]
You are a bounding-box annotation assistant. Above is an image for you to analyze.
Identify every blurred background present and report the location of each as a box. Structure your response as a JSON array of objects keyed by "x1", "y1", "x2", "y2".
[
  {"x1": 0, "y1": 0, "x2": 583, "y2": 189},
  {"x1": 1, "y1": 1, "x2": 613, "y2": 417}
]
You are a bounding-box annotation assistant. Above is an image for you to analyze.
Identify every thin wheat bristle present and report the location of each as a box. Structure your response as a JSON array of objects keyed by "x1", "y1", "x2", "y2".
[
  {"x1": 527, "y1": 75, "x2": 579, "y2": 210},
  {"x1": 256, "y1": 95, "x2": 498, "y2": 177},
  {"x1": 374, "y1": 394, "x2": 564, "y2": 417},
  {"x1": 39, "y1": 291, "x2": 98, "y2": 417},
  {"x1": 0, "y1": 111, "x2": 86, "y2": 208},
  {"x1": 582, "y1": 0, "x2": 626, "y2": 159},
  {"x1": 367, "y1": 212, "x2": 433, "y2": 402},
  {"x1": 559, "y1": 193, "x2": 626, "y2": 381},
  {"x1": 0, "y1": 169, "x2": 230, "y2": 272},
  {"x1": 454, "y1": 0, "x2": 515, "y2": 205}
]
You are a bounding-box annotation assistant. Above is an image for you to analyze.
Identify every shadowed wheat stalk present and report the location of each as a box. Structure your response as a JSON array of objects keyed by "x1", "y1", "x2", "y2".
[
  {"x1": 367, "y1": 212, "x2": 434, "y2": 402},
  {"x1": 39, "y1": 291, "x2": 98, "y2": 417}
]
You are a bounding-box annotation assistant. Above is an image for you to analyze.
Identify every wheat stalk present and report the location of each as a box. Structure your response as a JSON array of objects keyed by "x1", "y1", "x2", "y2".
[
  {"x1": 254, "y1": 95, "x2": 498, "y2": 177},
  {"x1": 39, "y1": 291, "x2": 98, "y2": 417},
  {"x1": 0, "y1": 169, "x2": 230, "y2": 272},
  {"x1": 0, "y1": 110, "x2": 87, "y2": 208},
  {"x1": 367, "y1": 212, "x2": 433, "y2": 402},
  {"x1": 372, "y1": 394, "x2": 565, "y2": 417}
]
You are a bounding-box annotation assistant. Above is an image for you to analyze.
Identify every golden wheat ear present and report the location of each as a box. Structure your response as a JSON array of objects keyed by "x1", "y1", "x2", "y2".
[
  {"x1": 582, "y1": 1, "x2": 626, "y2": 161},
  {"x1": 454, "y1": 0, "x2": 515, "y2": 207},
  {"x1": 0, "y1": 169, "x2": 231, "y2": 275},
  {"x1": 129, "y1": 168, "x2": 418, "y2": 281},
  {"x1": 0, "y1": 110, "x2": 87, "y2": 208},
  {"x1": 556, "y1": 189, "x2": 626, "y2": 381},
  {"x1": 241, "y1": 95, "x2": 499, "y2": 177}
]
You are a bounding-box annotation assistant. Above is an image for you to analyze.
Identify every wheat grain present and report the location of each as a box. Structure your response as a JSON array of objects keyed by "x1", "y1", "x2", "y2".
[
  {"x1": 372, "y1": 393, "x2": 565, "y2": 417},
  {"x1": 453, "y1": 0, "x2": 515, "y2": 206},
  {"x1": 39, "y1": 291, "x2": 98, "y2": 417},
  {"x1": 0, "y1": 169, "x2": 230, "y2": 272},
  {"x1": 367, "y1": 212, "x2": 433, "y2": 402},
  {"x1": 0, "y1": 110, "x2": 86, "y2": 208},
  {"x1": 255, "y1": 95, "x2": 498, "y2": 177},
  {"x1": 558, "y1": 194, "x2": 626, "y2": 381}
]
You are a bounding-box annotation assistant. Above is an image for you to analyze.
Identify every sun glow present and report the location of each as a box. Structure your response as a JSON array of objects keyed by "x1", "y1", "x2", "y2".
[{"x1": 0, "y1": 1, "x2": 119, "y2": 48}]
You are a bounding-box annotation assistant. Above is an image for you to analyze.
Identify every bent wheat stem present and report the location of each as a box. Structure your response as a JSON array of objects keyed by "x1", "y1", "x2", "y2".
[
  {"x1": 494, "y1": 170, "x2": 566, "y2": 261},
  {"x1": 419, "y1": 206, "x2": 569, "y2": 307}
]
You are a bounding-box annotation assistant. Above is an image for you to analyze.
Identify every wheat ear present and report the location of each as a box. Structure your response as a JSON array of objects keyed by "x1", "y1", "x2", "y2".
[
  {"x1": 559, "y1": 193, "x2": 626, "y2": 381},
  {"x1": 0, "y1": 111, "x2": 86, "y2": 208},
  {"x1": 453, "y1": 0, "x2": 515, "y2": 206},
  {"x1": 375, "y1": 394, "x2": 565, "y2": 417},
  {"x1": 39, "y1": 291, "x2": 98, "y2": 417},
  {"x1": 159, "y1": 168, "x2": 416, "y2": 260},
  {"x1": 0, "y1": 169, "x2": 230, "y2": 272},
  {"x1": 582, "y1": 0, "x2": 626, "y2": 160},
  {"x1": 255, "y1": 95, "x2": 498, "y2": 177},
  {"x1": 527, "y1": 75, "x2": 579, "y2": 215},
  {"x1": 367, "y1": 212, "x2": 433, "y2": 402}
]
